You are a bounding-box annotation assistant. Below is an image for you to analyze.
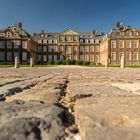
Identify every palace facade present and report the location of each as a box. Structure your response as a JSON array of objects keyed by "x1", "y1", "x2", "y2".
[
  {"x1": 30, "y1": 29, "x2": 104, "y2": 64},
  {"x1": 0, "y1": 22, "x2": 140, "y2": 65}
]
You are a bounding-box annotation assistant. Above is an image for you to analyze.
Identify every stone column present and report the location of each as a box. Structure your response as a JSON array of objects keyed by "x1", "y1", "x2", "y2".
[
  {"x1": 105, "y1": 59, "x2": 109, "y2": 67},
  {"x1": 15, "y1": 57, "x2": 20, "y2": 68},
  {"x1": 30, "y1": 57, "x2": 34, "y2": 67},
  {"x1": 120, "y1": 56, "x2": 125, "y2": 68}
]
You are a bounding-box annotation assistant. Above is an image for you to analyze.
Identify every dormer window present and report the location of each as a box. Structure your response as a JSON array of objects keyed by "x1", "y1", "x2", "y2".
[
  {"x1": 135, "y1": 32, "x2": 139, "y2": 36},
  {"x1": 53, "y1": 39, "x2": 57, "y2": 44},
  {"x1": 0, "y1": 33, "x2": 5, "y2": 37},
  {"x1": 85, "y1": 39, "x2": 89, "y2": 43},
  {"x1": 38, "y1": 40, "x2": 42, "y2": 43},
  {"x1": 41, "y1": 34, "x2": 44, "y2": 37},
  {"x1": 95, "y1": 39, "x2": 99, "y2": 43},
  {"x1": 127, "y1": 31, "x2": 132, "y2": 37},
  {"x1": 43, "y1": 39, "x2": 47, "y2": 43},
  {"x1": 80, "y1": 39, "x2": 83, "y2": 43},
  {"x1": 90, "y1": 39, "x2": 94, "y2": 43},
  {"x1": 48, "y1": 40, "x2": 52, "y2": 44},
  {"x1": 14, "y1": 33, "x2": 18, "y2": 37}
]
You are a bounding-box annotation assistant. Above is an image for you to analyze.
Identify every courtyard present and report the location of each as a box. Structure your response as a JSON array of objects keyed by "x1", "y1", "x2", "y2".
[{"x1": 0, "y1": 66, "x2": 140, "y2": 140}]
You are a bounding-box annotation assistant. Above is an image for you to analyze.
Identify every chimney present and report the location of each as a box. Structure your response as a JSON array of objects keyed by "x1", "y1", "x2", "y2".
[
  {"x1": 17, "y1": 22, "x2": 23, "y2": 29},
  {"x1": 93, "y1": 30, "x2": 96, "y2": 35},
  {"x1": 116, "y1": 21, "x2": 122, "y2": 28}
]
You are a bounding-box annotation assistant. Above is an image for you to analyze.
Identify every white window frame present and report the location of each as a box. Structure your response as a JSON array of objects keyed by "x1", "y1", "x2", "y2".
[
  {"x1": 133, "y1": 52, "x2": 139, "y2": 60},
  {"x1": 90, "y1": 55, "x2": 94, "y2": 62},
  {"x1": 126, "y1": 40, "x2": 131, "y2": 48},
  {"x1": 7, "y1": 41, "x2": 12, "y2": 48},
  {"x1": 111, "y1": 40, "x2": 116, "y2": 48},
  {"x1": 85, "y1": 46, "x2": 89, "y2": 52},
  {"x1": 119, "y1": 40, "x2": 124, "y2": 48},
  {"x1": 111, "y1": 52, "x2": 116, "y2": 60},
  {"x1": 126, "y1": 52, "x2": 131, "y2": 60}
]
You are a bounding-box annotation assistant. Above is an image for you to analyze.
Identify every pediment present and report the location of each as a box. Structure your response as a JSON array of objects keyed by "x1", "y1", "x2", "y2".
[{"x1": 62, "y1": 29, "x2": 79, "y2": 35}]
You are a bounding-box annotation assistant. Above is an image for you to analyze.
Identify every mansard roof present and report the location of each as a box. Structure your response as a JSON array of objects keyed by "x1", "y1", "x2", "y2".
[
  {"x1": 108, "y1": 23, "x2": 140, "y2": 38},
  {"x1": 31, "y1": 28, "x2": 104, "y2": 42},
  {"x1": 0, "y1": 23, "x2": 30, "y2": 39}
]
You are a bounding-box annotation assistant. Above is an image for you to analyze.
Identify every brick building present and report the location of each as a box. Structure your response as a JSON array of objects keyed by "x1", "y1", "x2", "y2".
[
  {"x1": 30, "y1": 29, "x2": 104, "y2": 64},
  {"x1": 0, "y1": 23, "x2": 30, "y2": 64},
  {"x1": 100, "y1": 22, "x2": 140, "y2": 65},
  {"x1": 0, "y1": 22, "x2": 140, "y2": 65}
]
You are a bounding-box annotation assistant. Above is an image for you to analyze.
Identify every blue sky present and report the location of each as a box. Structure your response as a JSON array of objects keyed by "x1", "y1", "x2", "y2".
[{"x1": 0, "y1": 0, "x2": 139, "y2": 34}]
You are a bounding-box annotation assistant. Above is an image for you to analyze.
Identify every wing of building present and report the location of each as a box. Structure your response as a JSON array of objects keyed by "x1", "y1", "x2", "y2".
[
  {"x1": 0, "y1": 23, "x2": 30, "y2": 64},
  {"x1": 100, "y1": 22, "x2": 140, "y2": 65},
  {"x1": 0, "y1": 22, "x2": 140, "y2": 65}
]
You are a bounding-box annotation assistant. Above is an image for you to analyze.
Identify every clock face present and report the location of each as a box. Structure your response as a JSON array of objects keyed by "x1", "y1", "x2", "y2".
[{"x1": 66, "y1": 35, "x2": 72, "y2": 41}]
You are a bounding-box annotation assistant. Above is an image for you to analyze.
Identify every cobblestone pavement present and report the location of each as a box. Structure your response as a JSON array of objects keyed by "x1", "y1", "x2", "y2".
[{"x1": 0, "y1": 66, "x2": 140, "y2": 140}]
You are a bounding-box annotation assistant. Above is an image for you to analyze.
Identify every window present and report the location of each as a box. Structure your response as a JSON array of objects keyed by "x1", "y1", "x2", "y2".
[
  {"x1": 80, "y1": 55, "x2": 83, "y2": 60},
  {"x1": 38, "y1": 46, "x2": 42, "y2": 52},
  {"x1": 0, "y1": 41, "x2": 5, "y2": 48},
  {"x1": 90, "y1": 39, "x2": 94, "y2": 43},
  {"x1": 48, "y1": 40, "x2": 52, "y2": 44},
  {"x1": 84, "y1": 55, "x2": 89, "y2": 61},
  {"x1": 38, "y1": 40, "x2": 42, "y2": 43},
  {"x1": 95, "y1": 55, "x2": 100, "y2": 63},
  {"x1": 53, "y1": 40, "x2": 57, "y2": 44},
  {"x1": 134, "y1": 41, "x2": 139, "y2": 48},
  {"x1": 53, "y1": 46, "x2": 58, "y2": 52},
  {"x1": 126, "y1": 41, "x2": 131, "y2": 48},
  {"x1": 95, "y1": 46, "x2": 99, "y2": 52},
  {"x1": 90, "y1": 46, "x2": 94, "y2": 52},
  {"x1": 85, "y1": 46, "x2": 89, "y2": 52},
  {"x1": 85, "y1": 39, "x2": 89, "y2": 43},
  {"x1": 7, "y1": 41, "x2": 12, "y2": 48},
  {"x1": 54, "y1": 55, "x2": 57, "y2": 61},
  {"x1": 48, "y1": 55, "x2": 52, "y2": 61},
  {"x1": 126, "y1": 52, "x2": 131, "y2": 60},
  {"x1": 66, "y1": 46, "x2": 71, "y2": 53},
  {"x1": 60, "y1": 46, "x2": 64, "y2": 52},
  {"x1": 80, "y1": 46, "x2": 84, "y2": 52},
  {"x1": 43, "y1": 46, "x2": 47, "y2": 52},
  {"x1": 111, "y1": 40, "x2": 116, "y2": 48},
  {"x1": 95, "y1": 39, "x2": 99, "y2": 44},
  {"x1": 135, "y1": 32, "x2": 139, "y2": 36},
  {"x1": 7, "y1": 52, "x2": 12, "y2": 61},
  {"x1": 127, "y1": 31, "x2": 132, "y2": 37},
  {"x1": 133, "y1": 52, "x2": 139, "y2": 60},
  {"x1": 48, "y1": 46, "x2": 53, "y2": 52},
  {"x1": 0, "y1": 52, "x2": 5, "y2": 61},
  {"x1": 119, "y1": 52, "x2": 124, "y2": 60},
  {"x1": 22, "y1": 41, "x2": 27, "y2": 48},
  {"x1": 43, "y1": 55, "x2": 47, "y2": 62},
  {"x1": 14, "y1": 41, "x2": 20, "y2": 49},
  {"x1": 74, "y1": 46, "x2": 78, "y2": 52},
  {"x1": 111, "y1": 52, "x2": 116, "y2": 60},
  {"x1": 38, "y1": 55, "x2": 42, "y2": 61},
  {"x1": 43, "y1": 39, "x2": 47, "y2": 43},
  {"x1": 90, "y1": 55, "x2": 94, "y2": 62},
  {"x1": 80, "y1": 39, "x2": 84, "y2": 43},
  {"x1": 60, "y1": 55, "x2": 64, "y2": 61},
  {"x1": 74, "y1": 55, "x2": 78, "y2": 60},
  {"x1": 7, "y1": 32, "x2": 12, "y2": 38},
  {"x1": 22, "y1": 52, "x2": 27, "y2": 61},
  {"x1": 119, "y1": 40, "x2": 124, "y2": 48}
]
